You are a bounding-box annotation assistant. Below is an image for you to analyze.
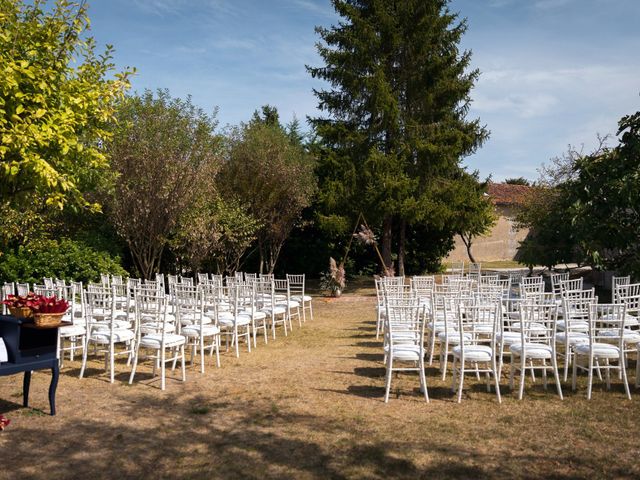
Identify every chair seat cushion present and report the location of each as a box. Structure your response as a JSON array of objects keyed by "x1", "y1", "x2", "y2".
[
  {"x1": 574, "y1": 342, "x2": 620, "y2": 358},
  {"x1": 599, "y1": 328, "x2": 640, "y2": 344},
  {"x1": 277, "y1": 301, "x2": 300, "y2": 308},
  {"x1": 140, "y1": 333, "x2": 186, "y2": 349},
  {"x1": 292, "y1": 295, "x2": 312, "y2": 302},
  {"x1": 509, "y1": 342, "x2": 553, "y2": 359},
  {"x1": 601, "y1": 313, "x2": 639, "y2": 327},
  {"x1": 556, "y1": 320, "x2": 589, "y2": 332},
  {"x1": 92, "y1": 319, "x2": 131, "y2": 330},
  {"x1": 496, "y1": 331, "x2": 523, "y2": 344},
  {"x1": 555, "y1": 332, "x2": 589, "y2": 345},
  {"x1": 140, "y1": 322, "x2": 176, "y2": 335},
  {"x1": 218, "y1": 316, "x2": 251, "y2": 327},
  {"x1": 59, "y1": 324, "x2": 86, "y2": 337},
  {"x1": 182, "y1": 324, "x2": 220, "y2": 336},
  {"x1": 239, "y1": 309, "x2": 267, "y2": 320},
  {"x1": 471, "y1": 324, "x2": 494, "y2": 335},
  {"x1": 452, "y1": 345, "x2": 492, "y2": 362},
  {"x1": 438, "y1": 331, "x2": 472, "y2": 343},
  {"x1": 179, "y1": 313, "x2": 213, "y2": 326},
  {"x1": 512, "y1": 322, "x2": 547, "y2": 335},
  {"x1": 90, "y1": 328, "x2": 135, "y2": 343},
  {"x1": 261, "y1": 306, "x2": 286, "y2": 316},
  {"x1": 390, "y1": 345, "x2": 422, "y2": 361}
]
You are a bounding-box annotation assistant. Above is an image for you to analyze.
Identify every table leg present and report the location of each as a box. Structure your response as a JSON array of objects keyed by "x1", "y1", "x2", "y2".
[
  {"x1": 49, "y1": 363, "x2": 59, "y2": 416},
  {"x1": 23, "y1": 370, "x2": 31, "y2": 408}
]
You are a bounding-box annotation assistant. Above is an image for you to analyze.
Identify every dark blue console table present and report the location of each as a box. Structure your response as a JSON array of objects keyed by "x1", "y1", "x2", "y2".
[{"x1": 0, "y1": 315, "x2": 65, "y2": 415}]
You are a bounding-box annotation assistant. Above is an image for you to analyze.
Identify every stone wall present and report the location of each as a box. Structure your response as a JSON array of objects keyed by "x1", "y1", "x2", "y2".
[{"x1": 445, "y1": 205, "x2": 529, "y2": 262}]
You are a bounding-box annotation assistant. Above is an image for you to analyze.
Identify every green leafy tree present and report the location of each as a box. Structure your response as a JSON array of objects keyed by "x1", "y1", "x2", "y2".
[
  {"x1": 220, "y1": 110, "x2": 316, "y2": 274},
  {"x1": 0, "y1": 237, "x2": 126, "y2": 284},
  {"x1": 0, "y1": 0, "x2": 133, "y2": 210},
  {"x1": 567, "y1": 112, "x2": 640, "y2": 276},
  {"x1": 451, "y1": 172, "x2": 496, "y2": 263},
  {"x1": 171, "y1": 196, "x2": 260, "y2": 275},
  {"x1": 106, "y1": 90, "x2": 221, "y2": 279},
  {"x1": 308, "y1": 0, "x2": 488, "y2": 275}
]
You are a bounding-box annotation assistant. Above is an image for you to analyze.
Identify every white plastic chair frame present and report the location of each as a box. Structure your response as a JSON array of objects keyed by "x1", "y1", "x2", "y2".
[{"x1": 383, "y1": 299, "x2": 428, "y2": 403}]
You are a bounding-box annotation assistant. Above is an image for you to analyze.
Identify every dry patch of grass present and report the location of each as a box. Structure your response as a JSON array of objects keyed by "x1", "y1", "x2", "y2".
[{"x1": 1, "y1": 284, "x2": 640, "y2": 479}]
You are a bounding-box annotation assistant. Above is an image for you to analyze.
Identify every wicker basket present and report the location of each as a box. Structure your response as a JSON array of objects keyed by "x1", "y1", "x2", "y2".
[
  {"x1": 33, "y1": 312, "x2": 65, "y2": 327},
  {"x1": 9, "y1": 306, "x2": 33, "y2": 319}
]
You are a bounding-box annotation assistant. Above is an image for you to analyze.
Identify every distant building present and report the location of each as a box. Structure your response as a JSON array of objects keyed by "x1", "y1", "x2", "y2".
[{"x1": 445, "y1": 183, "x2": 531, "y2": 263}]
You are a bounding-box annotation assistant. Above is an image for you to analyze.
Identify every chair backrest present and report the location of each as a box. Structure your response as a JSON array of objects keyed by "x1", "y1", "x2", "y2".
[
  {"x1": 382, "y1": 282, "x2": 413, "y2": 300},
  {"x1": 197, "y1": 273, "x2": 210, "y2": 284},
  {"x1": 235, "y1": 272, "x2": 244, "y2": 281},
  {"x1": 563, "y1": 296, "x2": 594, "y2": 333},
  {"x1": 559, "y1": 278, "x2": 584, "y2": 297},
  {"x1": 385, "y1": 299, "x2": 425, "y2": 352},
  {"x1": 589, "y1": 303, "x2": 626, "y2": 351},
  {"x1": 618, "y1": 291, "x2": 640, "y2": 317},
  {"x1": 100, "y1": 274, "x2": 110, "y2": 287},
  {"x1": 411, "y1": 276, "x2": 435, "y2": 295},
  {"x1": 16, "y1": 283, "x2": 30, "y2": 296},
  {"x1": 518, "y1": 301, "x2": 558, "y2": 345},
  {"x1": 520, "y1": 280, "x2": 545, "y2": 298},
  {"x1": 448, "y1": 261, "x2": 464, "y2": 276},
  {"x1": 458, "y1": 301, "x2": 499, "y2": 348},
  {"x1": 467, "y1": 262, "x2": 481, "y2": 279},
  {"x1": 550, "y1": 272, "x2": 570, "y2": 295},
  {"x1": 563, "y1": 288, "x2": 596, "y2": 302}
]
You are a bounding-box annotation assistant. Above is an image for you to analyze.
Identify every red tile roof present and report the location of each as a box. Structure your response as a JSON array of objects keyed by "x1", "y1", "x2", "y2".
[{"x1": 487, "y1": 183, "x2": 532, "y2": 206}]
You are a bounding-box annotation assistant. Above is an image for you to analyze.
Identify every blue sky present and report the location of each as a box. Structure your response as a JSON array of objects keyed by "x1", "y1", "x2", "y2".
[{"x1": 88, "y1": 0, "x2": 640, "y2": 181}]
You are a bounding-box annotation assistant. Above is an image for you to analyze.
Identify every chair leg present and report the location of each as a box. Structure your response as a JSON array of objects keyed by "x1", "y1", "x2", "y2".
[
  {"x1": 586, "y1": 355, "x2": 594, "y2": 400},
  {"x1": 181, "y1": 346, "x2": 186, "y2": 382},
  {"x1": 551, "y1": 355, "x2": 563, "y2": 400},
  {"x1": 109, "y1": 343, "x2": 115, "y2": 384},
  {"x1": 493, "y1": 357, "x2": 502, "y2": 404},
  {"x1": 621, "y1": 353, "x2": 631, "y2": 400},
  {"x1": 419, "y1": 359, "x2": 429, "y2": 403},
  {"x1": 518, "y1": 356, "x2": 526, "y2": 400},
  {"x1": 457, "y1": 359, "x2": 465, "y2": 403},
  {"x1": 384, "y1": 360, "x2": 393, "y2": 403}
]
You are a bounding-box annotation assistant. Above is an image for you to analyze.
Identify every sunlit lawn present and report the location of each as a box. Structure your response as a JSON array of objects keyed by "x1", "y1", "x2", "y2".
[{"x1": 1, "y1": 278, "x2": 639, "y2": 479}]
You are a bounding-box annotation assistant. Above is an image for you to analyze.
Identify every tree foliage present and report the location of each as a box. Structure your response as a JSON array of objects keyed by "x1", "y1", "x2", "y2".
[
  {"x1": 106, "y1": 90, "x2": 221, "y2": 279},
  {"x1": 308, "y1": 0, "x2": 489, "y2": 275},
  {"x1": 0, "y1": 0, "x2": 133, "y2": 210},
  {"x1": 220, "y1": 110, "x2": 316, "y2": 274},
  {"x1": 516, "y1": 112, "x2": 640, "y2": 277},
  {"x1": 0, "y1": 237, "x2": 126, "y2": 284},
  {"x1": 567, "y1": 112, "x2": 640, "y2": 276}
]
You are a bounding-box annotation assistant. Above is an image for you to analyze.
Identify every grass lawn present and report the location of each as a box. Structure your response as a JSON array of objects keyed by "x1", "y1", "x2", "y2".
[{"x1": 1, "y1": 279, "x2": 639, "y2": 479}]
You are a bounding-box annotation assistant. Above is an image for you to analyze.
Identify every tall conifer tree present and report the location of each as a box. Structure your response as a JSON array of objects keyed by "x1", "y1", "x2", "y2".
[{"x1": 308, "y1": 0, "x2": 489, "y2": 274}]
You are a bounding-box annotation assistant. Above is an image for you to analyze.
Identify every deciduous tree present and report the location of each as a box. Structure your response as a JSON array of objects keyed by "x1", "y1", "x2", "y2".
[
  {"x1": 0, "y1": 0, "x2": 132, "y2": 210},
  {"x1": 106, "y1": 90, "x2": 221, "y2": 279}
]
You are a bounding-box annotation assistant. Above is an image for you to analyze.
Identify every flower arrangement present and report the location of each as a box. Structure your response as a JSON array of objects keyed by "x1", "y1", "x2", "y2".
[
  {"x1": 2, "y1": 294, "x2": 69, "y2": 315},
  {"x1": 320, "y1": 257, "x2": 346, "y2": 297},
  {"x1": 0, "y1": 414, "x2": 9, "y2": 431}
]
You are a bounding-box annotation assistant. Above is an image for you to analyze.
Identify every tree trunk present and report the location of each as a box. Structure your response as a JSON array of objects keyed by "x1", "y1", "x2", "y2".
[
  {"x1": 258, "y1": 237, "x2": 265, "y2": 274},
  {"x1": 460, "y1": 234, "x2": 476, "y2": 263},
  {"x1": 381, "y1": 215, "x2": 393, "y2": 273},
  {"x1": 398, "y1": 218, "x2": 406, "y2": 276}
]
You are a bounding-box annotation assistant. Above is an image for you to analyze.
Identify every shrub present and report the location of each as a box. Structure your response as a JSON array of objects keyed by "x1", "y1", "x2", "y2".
[{"x1": 0, "y1": 238, "x2": 127, "y2": 285}]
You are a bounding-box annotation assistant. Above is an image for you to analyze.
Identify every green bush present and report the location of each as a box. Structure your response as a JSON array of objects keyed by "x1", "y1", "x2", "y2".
[{"x1": 0, "y1": 238, "x2": 128, "y2": 285}]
